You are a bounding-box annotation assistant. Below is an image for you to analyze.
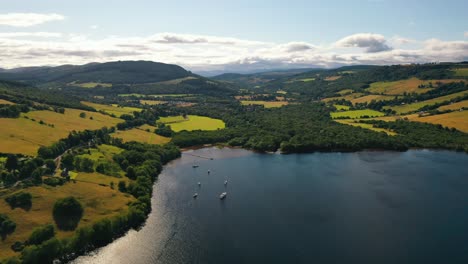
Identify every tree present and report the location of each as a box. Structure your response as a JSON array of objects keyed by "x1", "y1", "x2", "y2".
[
  {"x1": 26, "y1": 224, "x2": 55, "y2": 245},
  {"x1": 118, "y1": 181, "x2": 126, "y2": 192},
  {"x1": 5, "y1": 154, "x2": 18, "y2": 172},
  {"x1": 126, "y1": 166, "x2": 136, "y2": 180},
  {"x1": 5, "y1": 192, "x2": 32, "y2": 210},
  {"x1": 0, "y1": 213, "x2": 16, "y2": 240},
  {"x1": 61, "y1": 154, "x2": 74, "y2": 170},
  {"x1": 79, "y1": 112, "x2": 86, "y2": 118},
  {"x1": 53, "y1": 197, "x2": 83, "y2": 231}
]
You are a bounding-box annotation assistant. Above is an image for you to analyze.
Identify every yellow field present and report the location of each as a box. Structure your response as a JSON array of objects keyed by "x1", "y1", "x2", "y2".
[
  {"x1": 350, "y1": 94, "x2": 395, "y2": 104},
  {"x1": 74, "y1": 172, "x2": 130, "y2": 186},
  {"x1": 367, "y1": 78, "x2": 464, "y2": 95},
  {"x1": 335, "y1": 119, "x2": 396, "y2": 135},
  {"x1": 240, "y1": 101, "x2": 289, "y2": 108},
  {"x1": 159, "y1": 115, "x2": 225, "y2": 132},
  {"x1": 0, "y1": 99, "x2": 15, "y2": 105},
  {"x1": 331, "y1": 109, "x2": 385, "y2": 119},
  {"x1": 383, "y1": 91, "x2": 468, "y2": 114},
  {"x1": 276, "y1": 90, "x2": 287, "y2": 94},
  {"x1": 408, "y1": 111, "x2": 468, "y2": 133},
  {"x1": 336, "y1": 89, "x2": 353, "y2": 95},
  {"x1": 0, "y1": 182, "x2": 134, "y2": 259},
  {"x1": 322, "y1": 93, "x2": 365, "y2": 103},
  {"x1": 112, "y1": 125, "x2": 171, "y2": 144},
  {"x1": 140, "y1": 100, "x2": 167, "y2": 105},
  {"x1": 333, "y1": 104, "x2": 350, "y2": 110},
  {"x1": 437, "y1": 100, "x2": 468, "y2": 111},
  {"x1": 0, "y1": 109, "x2": 121, "y2": 155},
  {"x1": 81, "y1": 101, "x2": 142, "y2": 117}
]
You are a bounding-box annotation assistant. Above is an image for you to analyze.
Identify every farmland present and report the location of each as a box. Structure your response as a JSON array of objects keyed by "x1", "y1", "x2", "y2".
[
  {"x1": 437, "y1": 100, "x2": 468, "y2": 111},
  {"x1": 367, "y1": 78, "x2": 464, "y2": 95},
  {"x1": 335, "y1": 119, "x2": 396, "y2": 135},
  {"x1": 81, "y1": 101, "x2": 142, "y2": 117},
  {"x1": 333, "y1": 104, "x2": 350, "y2": 110},
  {"x1": 321, "y1": 93, "x2": 365, "y2": 103},
  {"x1": 350, "y1": 94, "x2": 395, "y2": 104},
  {"x1": 324, "y1": 76, "x2": 341, "y2": 81},
  {"x1": 383, "y1": 90, "x2": 468, "y2": 114},
  {"x1": 140, "y1": 100, "x2": 167, "y2": 105},
  {"x1": 159, "y1": 115, "x2": 225, "y2": 132},
  {"x1": 112, "y1": 125, "x2": 171, "y2": 144},
  {"x1": 453, "y1": 68, "x2": 468, "y2": 77},
  {"x1": 0, "y1": 109, "x2": 121, "y2": 155},
  {"x1": 0, "y1": 99, "x2": 15, "y2": 105},
  {"x1": 240, "y1": 100, "x2": 289, "y2": 108},
  {"x1": 330, "y1": 109, "x2": 385, "y2": 119},
  {"x1": 70, "y1": 82, "x2": 112, "y2": 88},
  {"x1": 408, "y1": 111, "x2": 468, "y2": 133},
  {"x1": 0, "y1": 182, "x2": 134, "y2": 259},
  {"x1": 336, "y1": 89, "x2": 353, "y2": 95}
]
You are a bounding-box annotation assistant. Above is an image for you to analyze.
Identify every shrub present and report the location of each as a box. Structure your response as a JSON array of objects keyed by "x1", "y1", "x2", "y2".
[
  {"x1": 5, "y1": 192, "x2": 32, "y2": 210},
  {"x1": 26, "y1": 224, "x2": 55, "y2": 245},
  {"x1": 0, "y1": 213, "x2": 16, "y2": 239}
]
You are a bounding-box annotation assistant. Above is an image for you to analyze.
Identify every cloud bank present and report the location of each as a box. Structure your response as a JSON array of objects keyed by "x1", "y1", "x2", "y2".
[
  {"x1": 0, "y1": 13, "x2": 65, "y2": 27},
  {"x1": 0, "y1": 30, "x2": 467, "y2": 73}
]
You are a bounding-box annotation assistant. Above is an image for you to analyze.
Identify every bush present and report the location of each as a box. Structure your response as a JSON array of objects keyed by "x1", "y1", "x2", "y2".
[
  {"x1": 43, "y1": 177, "x2": 65, "y2": 187},
  {"x1": 5, "y1": 192, "x2": 32, "y2": 210},
  {"x1": 0, "y1": 213, "x2": 16, "y2": 239},
  {"x1": 53, "y1": 197, "x2": 84, "y2": 231},
  {"x1": 26, "y1": 224, "x2": 55, "y2": 245}
]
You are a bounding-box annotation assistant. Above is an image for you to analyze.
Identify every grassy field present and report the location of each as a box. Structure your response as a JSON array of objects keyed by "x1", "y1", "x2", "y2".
[
  {"x1": 453, "y1": 68, "x2": 468, "y2": 77},
  {"x1": 0, "y1": 109, "x2": 121, "y2": 155},
  {"x1": 322, "y1": 93, "x2": 365, "y2": 103},
  {"x1": 0, "y1": 182, "x2": 134, "y2": 259},
  {"x1": 350, "y1": 94, "x2": 395, "y2": 104},
  {"x1": 112, "y1": 125, "x2": 171, "y2": 144},
  {"x1": 325, "y1": 76, "x2": 341, "y2": 81},
  {"x1": 383, "y1": 90, "x2": 468, "y2": 114},
  {"x1": 335, "y1": 119, "x2": 396, "y2": 135},
  {"x1": 333, "y1": 104, "x2": 350, "y2": 110},
  {"x1": 0, "y1": 99, "x2": 15, "y2": 105},
  {"x1": 240, "y1": 100, "x2": 289, "y2": 108},
  {"x1": 367, "y1": 78, "x2": 463, "y2": 95},
  {"x1": 140, "y1": 100, "x2": 167, "y2": 105},
  {"x1": 77, "y1": 144, "x2": 123, "y2": 162},
  {"x1": 298, "y1": 78, "x2": 316, "y2": 82},
  {"x1": 437, "y1": 100, "x2": 468, "y2": 111},
  {"x1": 336, "y1": 89, "x2": 353, "y2": 95},
  {"x1": 159, "y1": 115, "x2": 225, "y2": 132},
  {"x1": 331, "y1": 109, "x2": 385, "y2": 119},
  {"x1": 408, "y1": 111, "x2": 468, "y2": 133},
  {"x1": 276, "y1": 90, "x2": 287, "y2": 94},
  {"x1": 71, "y1": 82, "x2": 112, "y2": 88},
  {"x1": 81, "y1": 101, "x2": 141, "y2": 117}
]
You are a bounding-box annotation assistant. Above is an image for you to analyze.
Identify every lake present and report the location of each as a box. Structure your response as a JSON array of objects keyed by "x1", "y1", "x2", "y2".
[{"x1": 73, "y1": 148, "x2": 468, "y2": 264}]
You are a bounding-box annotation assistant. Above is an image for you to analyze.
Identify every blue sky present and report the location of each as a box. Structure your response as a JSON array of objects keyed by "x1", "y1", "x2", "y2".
[{"x1": 0, "y1": 0, "x2": 467, "y2": 73}]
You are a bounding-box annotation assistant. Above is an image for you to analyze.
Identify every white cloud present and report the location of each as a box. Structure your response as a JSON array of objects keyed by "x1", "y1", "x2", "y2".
[
  {"x1": 465, "y1": 31, "x2": 468, "y2": 38},
  {"x1": 0, "y1": 32, "x2": 466, "y2": 73},
  {"x1": 0, "y1": 32, "x2": 62, "y2": 38},
  {"x1": 90, "y1": 25, "x2": 99, "y2": 30},
  {"x1": 0, "y1": 13, "x2": 65, "y2": 27},
  {"x1": 335, "y1": 33, "x2": 392, "y2": 53}
]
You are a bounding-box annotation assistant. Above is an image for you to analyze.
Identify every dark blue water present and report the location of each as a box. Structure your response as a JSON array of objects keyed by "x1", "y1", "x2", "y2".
[{"x1": 74, "y1": 148, "x2": 468, "y2": 264}]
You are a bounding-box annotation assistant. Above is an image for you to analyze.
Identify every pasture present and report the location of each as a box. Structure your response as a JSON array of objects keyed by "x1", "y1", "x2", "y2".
[
  {"x1": 159, "y1": 115, "x2": 225, "y2": 132},
  {"x1": 383, "y1": 91, "x2": 468, "y2": 114},
  {"x1": 335, "y1": 119, "x2": 396, "y2": 135},
  {"x1": 324, "y1": 76, "x2": 341, "y2": 81},
  {"x1": 437, "y1": 100, "x2": 468, "y2": 111},
  {"x1": 453, "y1": 68, "x2": 468, "y2": 77},
  {"x1": 367, "y1": 78, "x2": 464, "y2": 95},
  {"x1": 331, "y1": 109, "x2": 385, "y2": 119},
  {"x1": 112, "y1": 125, "x2": 171, "y2": 144},
  {"x1": 409, "y1": 111, "x2": 468, "y2": 133},
  {"x1": 336, "y1": 89, "x2": 353, "y2": 95},
  {"x1": 0, "y1": 182, "x2": 134, "y2": 259},
  {"x1": 333, "y1": 104, "x2": 350, "y2": 110},
  {"x1": 0, "y1": 109, "x2": 121, "y2": 155},
  {"x1": 81, "y1": 101, "x2": 142, "y2": 117},
  {"x1": 140, "y1": 100, "x2": 167, "y2": 105},
  {"x1": 321, "y1": 93, "x2": 365, "y2": 103},
  {"x1": 71, "y1": 82, "x2": 112, "y2": 88},
  {"x1": 240, "y1": 100, "x2": 289, "y2": 108},
  {"x1": 0, "y1": 99, "x2": 15, "y2": 105},
  {"x1": 350, "y1": 94, "x2": 395, "y2": 104}
]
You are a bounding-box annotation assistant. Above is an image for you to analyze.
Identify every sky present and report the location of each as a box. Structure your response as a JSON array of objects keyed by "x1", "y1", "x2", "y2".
[{"x1": 0, "y1": 0, "x2": 467, "y2": 74}]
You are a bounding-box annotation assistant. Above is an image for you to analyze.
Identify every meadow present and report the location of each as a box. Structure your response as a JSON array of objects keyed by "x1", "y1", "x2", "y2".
[
  {"x1": 321, "y1": 93, "x2": 365, "y2": 103},
  {"x1": 383, "y1": 90, "x2": 468, "y2": 114},
  {"x1": 324, "y1": 76, "x2": 341, "y2": 81},
  {"x1": 350, "y1": 94, "x2": 395, "y2": 104},
  {"x1": 333, "y1": 104, "x2": 350, "y2": 110},
  {"x1": 335, "y1": 119, "x2": 396, "y2": 135},
  {"x1": 330, "y1": 109, "x2": 385, "y2": 119},
  {"x1": 70, "y1": 82, "x2": 112, "y2": 88},
  {"x1": 336, "y1": 89, "x2": 353, "y2": 95},
  {"x1": 112, "y1": 124, "x2": 171, "y2": 144},
  {"x1": 437, "y1": 100, "x2": 468, "y2": 111},
  {"x1": 81, "y1": 101, "x2": 142, "y2": 117},
  {"x1": 409, "y1": 111, "x2": 468, "y2": 133},
  {"x1": 0, "y1": 99, "x2": 15, "y2": 105},
  {"x1": 0, "y1": 109, "x2": 121, "y2": 155},
  {"x1": 140, "y1": 100, "x2": 167, "y2": 105},
  {"x1": 367, "y1": 78, "x2": 464, "y2": 95},
  {"x1": 159, "y1": 115, "x2": 225, "y2": 132},
  {"x1": 0, "y1": 182, "x2": 134, "y2": 259},
  {"x1": 453, "y1": 68, "x2": 468, "y2": 77},
  {"x1": 240, "y1": 100, "x2": 289, "y2": 108}
]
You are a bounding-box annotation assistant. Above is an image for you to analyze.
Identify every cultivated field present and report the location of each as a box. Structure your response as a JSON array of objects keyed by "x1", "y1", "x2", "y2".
[
  {"x1": 81, "y1": 101, "x2": 141, "y2": 117},
  {"x1": 409, "y1": 111, "x2": 468, "y2": 133},
  {"x1": 0, "y1": 109, "x2": 121, "y2": 155},
  {"x1": 240, "y1": 100, "x2": 289, "y2": 108},
  {"x1": 383, "y1": 90, "x2": 468, "y2": 114},
  {"x1": 0, "y1": 182, "x2": 134, "y2": 259},
  {"x1": 331, "y1": 109, "x2": 385, "y2": 119},
  {"x1": 350, "y1": 94, "x2": 395, "y2": 104},
  {"x1": 159, "y1": 115, "x2": 225, "y2": 132},
  {"x1": 112, "y1": 125, "x2": 171, "y2": 144},
  {"x1": 335, "y1": 119, "x2": 396, "y2": 135},
  {"x1": 336, "y1": 89, "x2": 353, "y2": 95},
  {"x1": 0, "y1": 99, "x2": 15, "y2": 105},
  {"x1": 70, "y1": 82, "x2": 112, "y2": 88},
  {"x1": 333, "y1": 104, "x2": 350, "y2": 110},
  {"x1": 367, "y1": 78, "x2": 464, "y2": 95},
  {"x1": 324, "y1": 76, "x2": 341, "y2": 81},
  {"x1": 437, "y1": 100, "x2": 468, "y2": 111},
  {"x1": 453, "y1": 68, "x2": 468, "y2": 77},
  {"x1": 321, "y1": 93, "x2": 365, "y2": 103},
  {"x1": 140, "y1": 100, "x2": 167, "y2": 105}
]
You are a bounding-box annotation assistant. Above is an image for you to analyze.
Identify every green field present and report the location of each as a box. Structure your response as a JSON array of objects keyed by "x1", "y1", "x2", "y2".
[
  {"x1": 453, "y1": 68, "x2": 468, "y2": 77},
  {"x1": 112, "y1": 125, "x2": 171, "y2": 144},
  {"x1": 331, "y1": 109, "x2": 385, "y2": 119},
  {"x1": 383, "y1": 91, "x2": 468, "y2": 114},
  {"x1": 333, "y1": 104, "x2": 350, "y2": 110},
  {"x1": 240, "y1": 100, "x2": 289, "y2": 108},
  {"x1": 335, "y1": 119, "x2": 396, "y2": 135},
  {"x1": 82, "y1": 101, "x2": 142, "y2": 117},
  {"x1": 159, "y1": 115, "x2": 225, "y2": 132},
  {"x1": 72, "y1": 82, "x2": 112, "y2": 88}
]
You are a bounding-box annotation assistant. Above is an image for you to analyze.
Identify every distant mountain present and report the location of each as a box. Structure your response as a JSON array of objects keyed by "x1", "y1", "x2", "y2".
[
  {"x1": 212, "y1": 68, "x2": 321, "y2": 87},
  {"x1": 0, "y1": 61, "x2": 192, "y2": 85}
]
